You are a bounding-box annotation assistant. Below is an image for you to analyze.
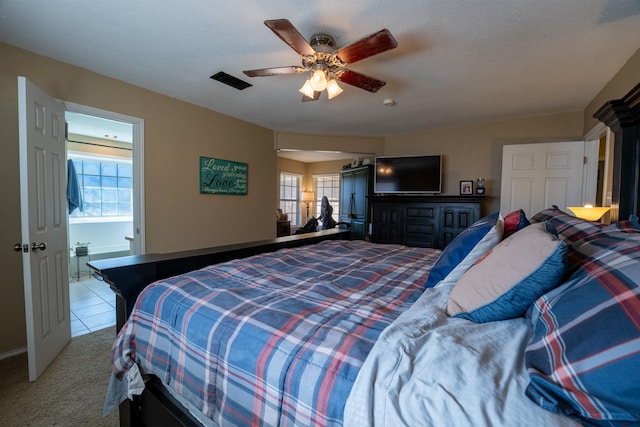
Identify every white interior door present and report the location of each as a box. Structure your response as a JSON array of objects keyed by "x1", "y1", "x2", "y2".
[
  {"x1": 500, "y1": 141, "x2": 585, "y2": 215},
  {"x1": 18, "y1": 76, "x2": 71, "y2": 381}
]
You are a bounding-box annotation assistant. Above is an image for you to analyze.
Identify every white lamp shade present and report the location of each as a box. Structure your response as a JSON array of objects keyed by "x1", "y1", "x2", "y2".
[
  {"x1": 299, "y1": 79, "x2": 315, "y2": 98},
  {"x1": 326, "y1": 79, "x2": 343, "y2": 99},
  {"x1": 310, "y1": 69, "x2": 328, "y2": 92},
  {"x1": 301, "y1": 191, "x2": 315, "y2": 202}
]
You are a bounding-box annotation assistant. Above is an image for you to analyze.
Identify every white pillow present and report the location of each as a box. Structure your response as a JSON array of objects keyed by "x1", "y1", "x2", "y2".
[{"x1": 447, "y1": 222, "x2": 568, "y2": 323}]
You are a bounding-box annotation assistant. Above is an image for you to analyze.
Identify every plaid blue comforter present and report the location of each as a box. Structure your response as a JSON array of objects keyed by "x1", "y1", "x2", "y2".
[{"x1": 111, "y1": 240, "x2": 440, "y2": 426}]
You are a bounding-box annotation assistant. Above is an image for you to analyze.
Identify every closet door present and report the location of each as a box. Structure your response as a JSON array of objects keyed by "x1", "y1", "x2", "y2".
[
  {"x1": 339, "y1": 170, "x2": 355, "y2": 221},
  {"x1": 352, "y1": 167, "x2": 369, "y2": 219},
  {"x1": 339, "y1": 166, "x2": 372, "y2": 240},
  {"x1": 500, "y1": 142, "x2": 584, "y2": 215}
]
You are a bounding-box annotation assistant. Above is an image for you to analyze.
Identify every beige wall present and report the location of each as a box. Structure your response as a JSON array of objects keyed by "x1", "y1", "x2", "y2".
[
  {"x1": 384, "y1": 112, "x2": 585, "y2": 213},
  {"x1": 583, "y1": 48, "x2": 640, "y2": 132},
  {"x1": 277, "y1": 157, "x2": 309, "y2": 188},
  {"x1": 384, "y1": 46, "x2": 640, "y2": 216},
  {"x1": 2, "y1": 40, "x2": 639, "y2": 355},
  {"x1": 307, "y1": 159, "x2": 347, "y2": 176},
  {"x1": 1, "y1": 43, "x2": 275, "y2": 353}
]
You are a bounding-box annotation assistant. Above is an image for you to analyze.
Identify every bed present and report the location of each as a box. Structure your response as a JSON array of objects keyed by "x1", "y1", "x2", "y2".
[
  {"x1": 92, "y1": 210, "x2": 640, "y2": 427},
  {"x1": 105, "y1": 237, "x2": 438, "y2": 426},
  {"x1": 90, "y1": 85, "x2": 640, "y2": 427}
]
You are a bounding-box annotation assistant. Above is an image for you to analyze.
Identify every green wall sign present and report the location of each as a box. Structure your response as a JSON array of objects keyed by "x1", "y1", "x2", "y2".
[{"x1": 200, "y1": 156, "x2": 248, "y2": 195}]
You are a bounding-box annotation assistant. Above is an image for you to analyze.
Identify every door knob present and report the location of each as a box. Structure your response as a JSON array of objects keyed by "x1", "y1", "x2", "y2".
[
  {"x1": 31, "y1": 242, "x2": 47, "y2": 251},
  {"x1": 14, "y1": 243, "x2": 28, "y2": 253}
]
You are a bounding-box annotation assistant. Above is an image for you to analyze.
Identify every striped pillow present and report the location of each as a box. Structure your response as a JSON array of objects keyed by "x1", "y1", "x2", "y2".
[
  {"x1": 535, "y1": 208, "x2": 605, "y2": 244},
  {"x1": 525, "y1": 232, "x2": 640, "y2": 426},
  {"x1": 601, "y1": 214, "x2": 640, "y2": 233}
]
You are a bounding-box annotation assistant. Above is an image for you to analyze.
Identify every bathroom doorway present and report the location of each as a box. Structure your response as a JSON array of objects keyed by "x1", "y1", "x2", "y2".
[{"x1": 64, "y1": 104, "x2": 145, "y2": 335}]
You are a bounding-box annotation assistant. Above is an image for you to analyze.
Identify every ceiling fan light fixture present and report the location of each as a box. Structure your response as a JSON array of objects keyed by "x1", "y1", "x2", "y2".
[
  {"x1": 310, "y1": 68, "x2": 328, "y2": 92},
  {"x1": 299, "y1": 79, "x2": 315, "y2": 98},
  {"x1": 326, "y1": 79, "x2": 343, "y2": 99},
  {"x1": 243, "y1": 20, "x2": 398, "y2": 102}
]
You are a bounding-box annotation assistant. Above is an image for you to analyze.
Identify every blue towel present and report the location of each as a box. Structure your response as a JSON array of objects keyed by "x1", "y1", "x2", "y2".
[{"x1": 67, "y1": 159, "x2": 83, "y2": 214}]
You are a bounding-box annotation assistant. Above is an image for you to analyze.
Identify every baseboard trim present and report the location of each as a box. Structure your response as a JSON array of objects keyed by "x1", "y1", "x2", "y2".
[{"x1": 0, "y1": 346, "x2": 27, "y2": 361}]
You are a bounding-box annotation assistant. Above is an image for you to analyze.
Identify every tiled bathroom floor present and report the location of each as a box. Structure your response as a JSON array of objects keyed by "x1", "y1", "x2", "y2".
[{"x1": 70, "y1": 276, "x2": 116, "y2": 337}]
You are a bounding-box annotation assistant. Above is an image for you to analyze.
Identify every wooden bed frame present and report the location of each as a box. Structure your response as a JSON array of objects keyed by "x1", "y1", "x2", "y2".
[
  {"x1": 89, "y1": 83, "x2": 639, "y2": 427},
  {"x1": 594, "y1": 81, "x2": 640, "y2": 222},
  {"x1": 89, "y1": 228, "x2": 350, "y2": 426}
]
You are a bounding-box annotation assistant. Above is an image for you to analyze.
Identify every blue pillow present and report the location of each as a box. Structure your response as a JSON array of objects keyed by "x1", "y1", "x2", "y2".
[
  {"x1": 525, "y1": 232, "x2": 640, "y2": 426},
  {"x1": 425, "y1": 212, "x2": 503, "y2": 288}
]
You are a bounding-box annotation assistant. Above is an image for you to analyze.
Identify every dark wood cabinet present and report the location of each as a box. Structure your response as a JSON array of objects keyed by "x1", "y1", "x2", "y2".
[
  {"x1": 370, "y1": 195, "x2": 486, "y2": 249},
  {"x1": 594, "y1": 82, "x2": 640, "y2": 223},
  {"x1": 439, "y1": 205, "x2": 476, "y2": 247},
  {"x1": 371, "y1": 203, "x2": 402, "y2": 243},
  {"x1": 276, "y1": 220, "x2": 290, "y2": 237},
  {"x1": 339, "y1": 165, "x2": 374, "y2": 240}
]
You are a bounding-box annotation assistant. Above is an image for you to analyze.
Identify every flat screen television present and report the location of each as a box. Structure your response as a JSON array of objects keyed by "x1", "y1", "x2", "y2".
[{"x1": 374, "y1": 155, "x2": 442, "y2": 194}]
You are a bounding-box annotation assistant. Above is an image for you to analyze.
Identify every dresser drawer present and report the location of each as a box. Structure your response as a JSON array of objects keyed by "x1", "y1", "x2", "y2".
[
  {"x1": 405, "y1": 206, "x2": 436, "y2": 219},
  {"x1": 406, "y1": 223, "x2": 435, "y2": 234}
]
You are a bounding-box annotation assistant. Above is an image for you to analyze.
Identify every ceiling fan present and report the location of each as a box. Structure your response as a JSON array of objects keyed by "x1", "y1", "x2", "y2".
[{"x1": 243, "y1": 19, "x2": 398, "y2": 101}]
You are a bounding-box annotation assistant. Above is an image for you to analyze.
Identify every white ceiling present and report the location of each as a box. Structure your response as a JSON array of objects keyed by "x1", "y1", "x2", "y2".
[
  {"x1": 66, "y1": 111, "x2": 134, "y2": 143},
  {"x1": 2, "y1": 1, "x2": 640, "y2": 147}
]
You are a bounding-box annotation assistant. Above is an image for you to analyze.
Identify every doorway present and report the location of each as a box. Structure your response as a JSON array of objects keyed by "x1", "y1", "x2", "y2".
[
  {"x1": 64, "y1": 104, "x2": 145, "y2": 336},
  {"x1": 500, "y1": 141, "x2": 586, "y2": 215}
]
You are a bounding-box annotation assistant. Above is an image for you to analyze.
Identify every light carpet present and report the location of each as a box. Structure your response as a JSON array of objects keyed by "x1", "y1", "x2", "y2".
[{"x1": 0, "y1": 327, "x2": 119, "y2": 426}]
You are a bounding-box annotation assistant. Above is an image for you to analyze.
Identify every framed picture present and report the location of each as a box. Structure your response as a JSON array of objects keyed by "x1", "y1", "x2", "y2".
[
  {"x1": 200, "y1": 156, "x2": 248, "y2": 195},
  {"x1": 460, "y1": 180, "x2": 473, "y2": 195}
]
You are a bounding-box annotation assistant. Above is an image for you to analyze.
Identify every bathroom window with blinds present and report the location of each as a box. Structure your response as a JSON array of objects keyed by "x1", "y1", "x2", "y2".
[{"x1": 68, "y1": 154, "x2": 133, "y2": 220}]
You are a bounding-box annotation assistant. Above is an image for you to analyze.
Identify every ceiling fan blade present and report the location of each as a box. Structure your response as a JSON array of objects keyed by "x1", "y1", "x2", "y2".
[
  {"x1": 265, "y1": 19, "x2": 316, "y2": 57},
  {"x1": 336, "y1": 69, "x2": 386, "y2": 93},
  {"x1": 335, "y1": 29, "x2": 398, "y2": 64},
  {"x1": 302, "y1": 91, "x2": 321, "y2": 102},
  {"x1": 243, "y1": 66, "x2": 301, "y2": 77}
]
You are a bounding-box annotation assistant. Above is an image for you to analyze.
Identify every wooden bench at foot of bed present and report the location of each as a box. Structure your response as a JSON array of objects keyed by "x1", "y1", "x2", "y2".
[{"x1": 88, "y1": 228, "x2": 351, "y2": 331}]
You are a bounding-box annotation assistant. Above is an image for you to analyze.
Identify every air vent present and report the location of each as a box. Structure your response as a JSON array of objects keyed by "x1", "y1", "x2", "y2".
[{"x1": 210, "y1": 72, "x2": 252, "y2": 90}]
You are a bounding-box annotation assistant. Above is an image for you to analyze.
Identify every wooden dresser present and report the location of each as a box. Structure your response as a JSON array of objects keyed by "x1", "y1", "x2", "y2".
[{"x1": 370, "y1": 195, "x2": 487, "y2": 249}]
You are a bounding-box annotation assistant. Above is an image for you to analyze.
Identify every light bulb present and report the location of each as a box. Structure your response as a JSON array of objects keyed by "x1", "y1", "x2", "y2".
[
  {"x1": 310, "y1": 69, "x2": 327, "y2": 92},
  {"x1": 299, "y1": 79, "x2": 315, "y2": 98},
  {"x1": 326, "y1": 79, "x2": 343, "y2": 99}
]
